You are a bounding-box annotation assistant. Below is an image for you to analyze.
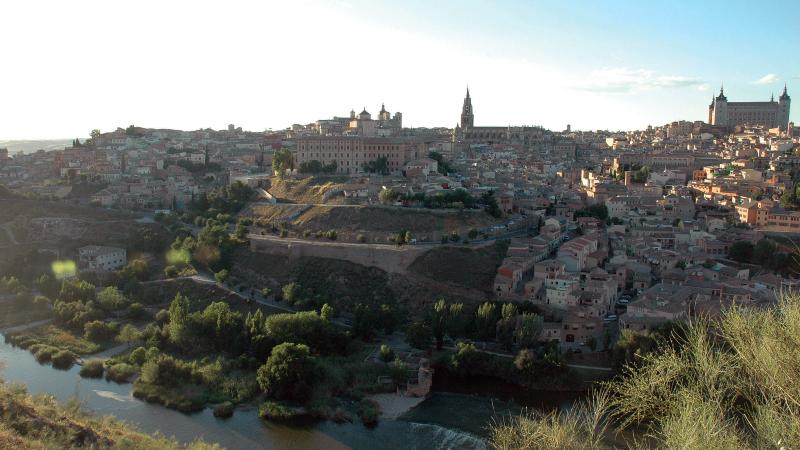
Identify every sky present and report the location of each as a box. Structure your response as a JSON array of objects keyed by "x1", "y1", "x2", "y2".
[{"x1": 1, "y1": 0, "x2": 798, "y2": 139}]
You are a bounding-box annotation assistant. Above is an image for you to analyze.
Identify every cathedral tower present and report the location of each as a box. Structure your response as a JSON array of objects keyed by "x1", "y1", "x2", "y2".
[{"x1": 460, "y1": 87, "x2": 474, "y2": 129}]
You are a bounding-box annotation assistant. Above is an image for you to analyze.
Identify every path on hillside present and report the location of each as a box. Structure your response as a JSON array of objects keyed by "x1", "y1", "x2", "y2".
[
  {"x1": 0, "y1": 318, "x2": 52, "y2": 334},
  {"x1": 1, "y1": 223, "x2": 19, "y2": 245}
]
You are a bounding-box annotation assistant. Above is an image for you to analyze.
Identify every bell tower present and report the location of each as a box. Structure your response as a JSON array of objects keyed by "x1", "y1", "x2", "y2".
[{"x1": 460, "y1": 87, "x2": 474, "y2": 129}]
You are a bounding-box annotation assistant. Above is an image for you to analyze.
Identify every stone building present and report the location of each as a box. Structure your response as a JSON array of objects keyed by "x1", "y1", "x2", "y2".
[
  {"x1": 292, "y1": 136, "x2": 427, "y2": 175},
  {"x1": 708, "y1": 85, "x2": 791, "y2": 129}
]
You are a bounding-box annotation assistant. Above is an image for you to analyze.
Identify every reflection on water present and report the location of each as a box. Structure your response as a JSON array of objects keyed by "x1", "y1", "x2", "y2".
[{"x1": 0, "y1": 335, "x2": 581, "y2": 450}]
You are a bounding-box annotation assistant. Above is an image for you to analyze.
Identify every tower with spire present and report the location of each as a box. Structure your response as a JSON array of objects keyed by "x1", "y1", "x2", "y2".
[{"x1": 460, "y1": 87, "x2": 474, "y2": 129}]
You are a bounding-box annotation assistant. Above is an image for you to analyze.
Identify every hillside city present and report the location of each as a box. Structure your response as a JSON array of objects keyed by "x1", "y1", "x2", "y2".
[{"x1": 0, "y1": 84, "x2": 798, "y2": 449}]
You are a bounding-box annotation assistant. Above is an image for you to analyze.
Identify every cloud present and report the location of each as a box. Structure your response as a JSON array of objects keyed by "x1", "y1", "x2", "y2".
[
  {"x1": 753, "y1": 73, "x2": 779, "y2": 84},
  {"x1": 573, "y1": 68, "x2": 704, "y2": 94}
]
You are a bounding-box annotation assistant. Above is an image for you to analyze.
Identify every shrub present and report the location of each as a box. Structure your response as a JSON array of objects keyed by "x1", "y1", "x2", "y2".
[
  {"x1": 379, "y1": 344, "x2": 394, "y2": 363},
  {"x1": 84, "y1": 320, "x2": 118, "y2": 343},
  {"x1": 357, "y1": 234, "x2": 366, "y2": 243},
  {"x1": 213, "y1": 401, "x2": 235, "y2": 418},
  {"x1": 129, "y1": 346, "x2": 147, "y2": 366},
  {"x1": 279, "y1": 230, "x2": 288, "y2": 238},
  {"x1": 303, "y1": 229, "x2": 312, "y2": 238},
  {"x1": 79, "y1": 359, "x2": 105, "y2": 378},
  {"x1": 215, "y1": 269, "x2": 229, "y2": 284},
  {"x1": 51, "y1": 350, "x2": 76, "y2": 370},
  {"x1": 106, "y1": 363, "x2": 137, "y2": 383},
  {"x1": 259, "y1": 400, "x2": 305, "y2": 421},
  {"x1": 33, "y1": 345, "x2": 58, "y2": 364},
  {"x1": 357, "y1": 398, "x2": 380, "y2": 427}
]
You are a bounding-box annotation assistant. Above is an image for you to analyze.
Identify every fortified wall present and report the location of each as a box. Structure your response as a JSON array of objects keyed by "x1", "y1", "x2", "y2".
[{"x1": 249, "y1": 236, "x2": 428, "y2": 274}]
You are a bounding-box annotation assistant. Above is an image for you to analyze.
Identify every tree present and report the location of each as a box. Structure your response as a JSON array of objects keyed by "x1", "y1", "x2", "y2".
[
  {"x1": 167, "y1": 293, "x2": 191, "y2": 347},
  {"x1": 516, "y1": 313, "x2": 544, "y2": 348},
  {"x1": 320, "y1": 303, "x2": 333, "y2": 321},
  {"x1": 496, "y1": 303, "x2": 518, "y2": 351},
  {"x1": 362, "y1": 157, "x2": 389, "y2": 175},
  {"x1": 272, "y1": 148, "x2": 294, "y2": 178},
  {"x1": 728, "y1": 241, "x2": 754, "y2": 262},
  {"x1": 379, "y1": 344, "x2": 394, "y2": 362},
  {"x1": 257, "y1": 342, "x2": 318, "y2": 402},
  {"x1": 379, "y1": 188, "x2": 400, "y2": 204},
  {"x1": 117, "y1": 324, "x2": 142, "y2": 348},
  {"x1": 59, "y1": 279, "x2": 96, "y2": 303},
  {"x1": 754, "y1": 239, "x2": 777, "y2": 265},
  {"x1": 430, "y1": 298, "x2": 449, "y2": 350},
  {"x1": 447, "y1": 303, "x2": 466, "y2": 338},
  {"x1": 97, "y1": 286, "x2": 129, "y2": 311},
  {"x1": 84, "y1": 320, "x2": 118, "y2": 343},
  {"x1": 406, "y1": 321, "x2": 433, "y2": 350},
  {"x1": 475, "y1": 302, "x2": 499, "y2": 341},
  {"x1": 215, "y1": 269, "x2": 229, "y2": 284}
]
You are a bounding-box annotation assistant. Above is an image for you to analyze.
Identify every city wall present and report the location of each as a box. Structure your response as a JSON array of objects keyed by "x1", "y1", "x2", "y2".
[{"x1": 249, "y1": 236, "x2": 428, "y2": 274}]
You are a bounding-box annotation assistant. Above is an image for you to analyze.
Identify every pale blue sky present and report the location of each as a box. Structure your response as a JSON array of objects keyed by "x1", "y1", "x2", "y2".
[{"x1": 0, "y1": 0, "x2": 797, "y2": 139}]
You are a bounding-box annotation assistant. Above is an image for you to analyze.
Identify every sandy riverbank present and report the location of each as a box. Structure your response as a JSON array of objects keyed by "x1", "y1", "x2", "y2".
[{"x1": 370, "y1": 393, "x2": 427, "y2": 420}]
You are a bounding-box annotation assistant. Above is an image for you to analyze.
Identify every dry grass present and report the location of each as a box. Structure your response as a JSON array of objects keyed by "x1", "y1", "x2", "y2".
[
  {"x1": 0, "y1": 380, "x2": 223, "y2": 449},
  {"x1": 490, "y1": 293, "x2": 800, "y2": 450}
]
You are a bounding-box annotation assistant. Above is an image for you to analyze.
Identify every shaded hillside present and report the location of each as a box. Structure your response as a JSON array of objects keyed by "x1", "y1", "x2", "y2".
[{"x1": 408, "y1": 241, "x2": 510, "y2": 292}]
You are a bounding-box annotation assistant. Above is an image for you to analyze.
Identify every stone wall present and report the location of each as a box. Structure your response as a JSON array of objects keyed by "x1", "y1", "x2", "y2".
[{"x1": 249, "y1": 235, "x2": 428, "y2": 274}]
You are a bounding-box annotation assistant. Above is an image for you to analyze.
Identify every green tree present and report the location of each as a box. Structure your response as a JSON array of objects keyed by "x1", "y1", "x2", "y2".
[
  {"x1": 320, "y1": 303, "x2": 333, "y2": 321},
  {"x1": 379, "y1": 188, "x2": 400, "y2": 204},
  {"x1": 496, "y1": 303, "x2": 518, "y2": 351},
  {"x1": 97, "y1": 286, "x2": 129, "y2": 311},
  {"x1": 728, "y1": 241, "x2": 754, "y2": 262},
  {"x1": 59, "y1": 279, "x2": 96, "y2": 303},
  {"x1": 754, "y1": 239, "x2": 777, "y2": 265},
  {"x1": 215, "y1": 269, "x2": 229, "y2": 284},
  {"x1": 447, "y1": 303, "x2": 466, "y2": 338},
  {"x1": 84, "y1": 320, "x2": 118, "y2": 343},
  {"x1": 272, "y1": 148, "x2": 294, "y2": 178},
  {"x1": 475, "y1": 302, "x2": 498, "y2": 341},
  {"x1": 516, "y1": 313, "x2": 544, "y2": 348},
  {"x1": 379, "y1": 344, "x2": 394, "y2": 362},
  {"x1": 257, "y1": 342, "x2": 318, "y2": 402},
  {"x1": 167, "y1": 293, "x2": 190, "y2": 347},
  {"x1": 117, "y1": 323, "x2": 142, "y2": 348},
  {"x1": 430, "y1": 298, "x2": 449, "y2": 350}
]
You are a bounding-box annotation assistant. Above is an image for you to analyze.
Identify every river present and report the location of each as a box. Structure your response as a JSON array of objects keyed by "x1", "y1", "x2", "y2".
[{"x1": 0, "y1": 336, "x2": 578, "y2": 449}]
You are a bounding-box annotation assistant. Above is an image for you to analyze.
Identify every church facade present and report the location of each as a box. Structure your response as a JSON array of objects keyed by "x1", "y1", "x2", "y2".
[{"x1": 708, "y1": 85, "x2": 791, "y2": 129}]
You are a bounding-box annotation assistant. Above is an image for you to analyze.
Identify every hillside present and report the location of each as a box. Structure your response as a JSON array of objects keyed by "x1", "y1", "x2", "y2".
[
  {"x1": 408, "y1": 241, "x2": 509, "y2": 292},
  {"x1": 0, "y1": 380, "x2": 221, "y2": 449},
  {"x1": 265, "y1": 176, "x2": 350, "y2": 204}
]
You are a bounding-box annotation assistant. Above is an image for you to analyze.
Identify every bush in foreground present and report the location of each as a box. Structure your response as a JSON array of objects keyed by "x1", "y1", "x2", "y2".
[
  {"x1": 489, "y1": 294, "x2": 800, "y2": 450},
  {"x1": 79, "y1": 358, "x2": 105, "y2": 378}
]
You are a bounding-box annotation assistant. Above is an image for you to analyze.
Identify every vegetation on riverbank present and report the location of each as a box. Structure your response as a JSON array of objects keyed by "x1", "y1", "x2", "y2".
[
  {"x1": 0, "y1": 378, "x2": 222, "y2": 449},
  {"x1": 489, "y1": 294, "x2": 800, "y2": 449}
]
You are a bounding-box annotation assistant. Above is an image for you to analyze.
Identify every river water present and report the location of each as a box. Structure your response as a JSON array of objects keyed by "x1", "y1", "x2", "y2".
[{"x1": 0, "y1": 336, "x2": 577, "y2": 449}]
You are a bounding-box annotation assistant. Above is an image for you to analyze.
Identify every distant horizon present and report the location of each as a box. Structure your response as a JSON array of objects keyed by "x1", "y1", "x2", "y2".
[{"x1": 1, "y1": 0, "x2": 797, "y2": 139}]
